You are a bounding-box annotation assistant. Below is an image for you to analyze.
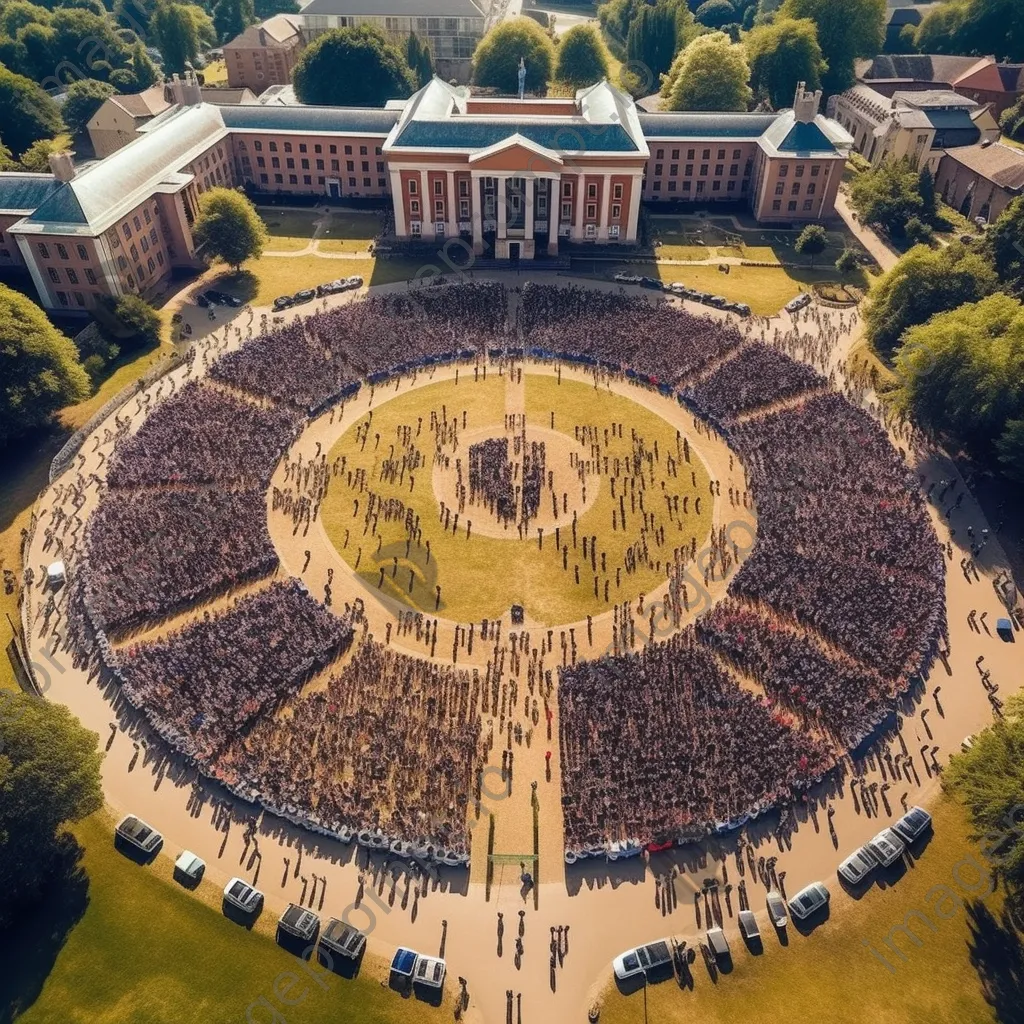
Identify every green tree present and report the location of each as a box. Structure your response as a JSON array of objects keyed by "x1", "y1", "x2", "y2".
[
  {"x1": 794, "y1": 223, "x2": 827, "y2": 266},
  {"x1": 151, "y1": 1, "x2": 213, "y2": 73},
  {"x1": 0, "y1": 693, "x2": 102, "y2": 923},
  {"x1": 0, "y1": 285, "x2": 90, "y2": 445},
  {"x1": 917, "y1": 164, "x2": 937, "y2": 221},
  {"x1": 405, "y1": 32, "x2": 433, "y2": 88},
  {"x1": 1, "y1": 1, "x2": 51, "y2": 36},
  {"x1": 213, "y1": 0, "x2": 253, "y2": 44},
  {"x1": 15, "y1": 23, "x2": 57, "y2": 82},
  {"x1": 983, "y1": 196, "x2": 1024, "y2": 298},
  {"x1": 193, "y1": 187, "x2": 268, "y2": 270},
  {"x1": 554, "y1": 23, "x2": 610, "y2": 89},
  {"x1": 294, "y1": 25, "x2": 415, "y2": 105},
  {"x1": 1000, "y1": 97, "x2": 1024, "y2": 142},
  {"x1": 20, "y1": 132, "x2": 72, "y2": 171},
  {"x1": 995, "y1": 418, "x2": 1024, "y2": 481},
  {"x1": 893, "y1": 293, "x2": 1024, "y2": 463},
  {"x1": 903, "y1": 215, "x2": 934, "y2": 245},
  {"x1": 0, "y1": 63, "x2": 64, "y2": 158},
  {"x1": 779, "y1": 0, "x2": 885, "y2": 94},
  {"x1": 111, "y1": 294, "x2": 161, "y2": 350},
  {"x1": 255, "y1": 0, "x2": 298, "y2": 14},
  {"x1": 662, "y1": 30, "x2": 752, "y2": 110},
  {"x1": 695, "y1": 0, "x2": 735, "y2": 27},
  {"x1": 835, "y1": 248, "x2": 858, "y2": 275},
  {"x1": 625, "y1": 2, "x2": 689, "y2": 89},
  {"x1": 472, "y1": 17, "x2": 555, "y2": 94},
  {"x1": 61, "y1": 78, "x2": 114, "y2": 135},
  {"x1": 745, "y1": 17, "x2": 825, "y2": 109},
  {"x1": 914, "y1": 0, "x2": 1022, "y2": 62},
  {"x1": 866, "y1": 242, "x2": 998, "y2": 356},
  {"x1": 848, "y1": 156, "x2": 923, "y2": 235}
]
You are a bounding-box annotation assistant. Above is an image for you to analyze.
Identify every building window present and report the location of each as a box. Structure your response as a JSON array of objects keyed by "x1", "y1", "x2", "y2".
[
  {"x1": 274, "y1": 174, "x2": 283, "y2": 184},
  {"x1": 687, "y1": 149, "x2": 695, "y2": 160},
  {"x1": 682, "y1": 181, "x2": 691, "y2": 192},
  {"x1": 685, "y1": 164, "x2": 693, "y2": 176},
  {"x1": 772, "y1": 200, "x2": 781, "y2": 211},
  {"x1": 587, "y1": 183, "x2": 597, "y2": 199},
  {"x1": 257, "y1": 156, "x2": 266, "y2": 168},
  {"x1": 410, "y1": 199, "x2": 420, "y2": 213},
  {"x1": 668, "y1": 181, "x2": 677, "y2": 192},
  {"x1": 669, "y1": 164, "x2": 678, "y2": 176},
  {"x1": 85, "y1": 268, "x2": 96, "y2": 284},
  {"x1": 271, "y1": 157, "x2": 280, "y2": 169},
  {"x1": 148, "y1": 256, "x2": 155, "y2": 272},
  {"x1": 363, "y1": 177, "x2": 370, "y2": 187},
  {"x1": 561, "y1": 201, "x2": 571, "y2": 219},
  {"x1": 459, "y1": 180, "x2": 469, "y2": 197},
  {"x1": 788, "y1": 200, "x2": 797, "y2": 211},
  {"x1": 301, "y1": 159, "x2": 309, "y2": 170},
  {"x1": 349, "y1": 177, "x2": 356, "y2": 187},
  {"x1": 656, "y1": 148, "x2": 664, "y2": 159},
  {"x1": 133, "y1": 216, "x2": 141, "y2": 231},
  {"x1": 652, "y1": 181, "x2": 661, "y2": 192},
  {"x1": 730, "y1": 164, "x2": 738, "y2": 177},
  {"x1": 696, "y1": 181, "x2": 705, "y2": 194},
  {"x1": 57, "y1": 290, "x2": 68, "y2": 305},
  {"x1": 562, "y1": 182, "x2": 572, "y2": 197},
  {"x1": 344, "y1": 145, "x2": 352, "y2": 155},
  {"x1": 346, "y1": 160, "x2": 354, "y2": 172},
  {"x1": 609, "y1": 224, "x2": 619, "y2": 239},
  {"x1": 712, "y1": 181, "x2": 720, "y2": 192},
  {"x1": 803, "y1": 199, "x2": 813, "y2": 210},
  {"x1": 361, "y1": 161, "x2": 369, "y2": 172},
  {"x1": 434, "y1": 199, "x2": 444, "y2": 216},
  {"x1": 410, "y1": 220, "x2": 421, "y2": 237},
  {"x1": 254, "y1": 141, "x2": 262, "y2": 151},
  {"x1": 299, "y1": 143, "x2": 307, "y2": 153},
  {"x1": 67, "y1": 268, "x2": 78, "y2": 284},
  {"x1": 286, "y1": 158, "x2": 295, "y2": 170},
  {"x1": 117, "y1": 255, "x2": 127, "y2": 270},
  {"x1": 76, "y1": 244, "x2": 88, "y2": 260},
  {"x1": 586, "y1": 203, "x2": 596, "y2": 219},
  {"x1": 378, "y1": 178, "x2": 386, "y2": 188},
  {"x1": 56, "y1": 243, "x2": 70, "y2": 260},
  {"x1": 433, "y1": 179, "x2": 442, "y2": 195},
  {"x1": 611, "y1": 203, "x2": 621, "y2": 218},
  {"x1": 38, "y1": 243, "x2": 49, "y2": 258},
  {"x1": 289, "y1": 174, "x2": 298, "y2": 184},
  {"x1": 702, "y1": 149, "x2": 710, "y2": 160},
  {"x1": 269, "y1": 141, "x2": 278, "y2": 152},
  {"x1": 460, "y1": 199, "x2": 469, "y2": 218},
  {"x1": 717, "y1": 149, "x2": 725, "y2": 160},
  {"x1": 304, "y1": 175, "x2": 312, "y2": 185},
  {"x1": 795, "y1": 164, "x2": 805, "y2": 177},
  {"x1": 156, "y1": 250, "x2": 164, "y2": 266},
  {"x1": 671, "y1": 148, "x2": 679, "y2": 159},
  {"x1": 775, "y1": 182, "x2": 784, "y2": 195},
  {"x1": 143, "y1": 207, "x2": 151, "y2": 224},
  {"x1": 584, "y1": 223, "x2": 597, "y2": 238},
  {"x1": 331, "y1": 160, "x2": 339, "y2": 171},
  {"x1": 811, "y1": 165, "x2": 821, "y2": 176},
  {"x1": 260, "y1": 173, "x2": 268, "y2": 184},
  {"x1": 654, "y1": 164, "x2": 663, "y2": 176},
  {"x1": 715, "y1": 165, "x2": 723, "y2": 176},
  {"x1": 791, "y1": 183, "x2": 800, "y2": 195},
  {"x1": 48, "y1": 267, "x2": 59, "y2": 283},
  {"x1": 408, "y1": 179, "x2": 417, "y2": 194},
  {"x1": 779, "y1": 165, "x2": 788, "y2": 177},
  {"x1": 75, "y1": 292, "x2": 85, "y2": 307},
  {"x1": 613, "y1": 184, "x2": 622, "y2": 199}
]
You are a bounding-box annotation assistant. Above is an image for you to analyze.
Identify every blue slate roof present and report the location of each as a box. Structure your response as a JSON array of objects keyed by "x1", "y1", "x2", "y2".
[
  {"x1": 925, "y1": 109, "x2": 977, "y2": 130},
  {"x1": 394, "y1": 119, "x2": 639, "y2": 152},
  {"x1": 220, "y1": 105, "x2": 400, "y2": 135},
  {"x1": 639, "y1": 112, "x2": 778, "y2": 139},
  {"x1": 25, "y1": 184, "x2": 88, "y2": 225},
  {"x1": 776, "y1": 121, "x2": 837, "y2": 153},
  {"x1": 0, "y1": 174, "x2": 62, "y2": 213}
]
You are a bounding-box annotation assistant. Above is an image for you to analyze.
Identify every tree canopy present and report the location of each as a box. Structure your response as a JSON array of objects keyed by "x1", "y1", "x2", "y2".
[
  {"x1": 554, "y1": 23, "x2": 610, "y2": 89},
  {"x1": 662, "y1": 30, "x2": 752, "y2": 111},
  {"x1": 193, "y1": 187, "x2": 268, "y2": 270},
  {"x1": 0, "y1": 693, "x2": 102, "y2": 924},
  {"x1": 20, "y1": 132, "x2": 72, "y2": 171},
  {"x1": 745, "y1": 16, "x2": 825, "y2": 109},
  {"x1": 848, "y1": 156, "x2": 924, "y2": 236},
  {"x1": 914, "y1": 0, "x2": 1022, "y2": 62},
  {"x1": 212, "y1": 0, "x2": 254, "y2": 44},
  {"x1": 150, "y1": 1, "x2": 215, "y2": 74},
  {"x1": 694, "y1": 0, "x2": 735, "y2": 28},
  {"x1": 865, "y1": 242, "x2": 997, "y2": 356},
  {"x1": 294, "y1": 25, "x2": 415, "y2": 106},
  {"x1": 405, "y1": 32, "x2": 434, "y2": 89},
  {"x1": 61, "y1": 77, "x2": 113, "y2": 135},
  {"x1": 0, "y1": 285, "x2": 90, "y2": 447},
  {"x1": 472, "y1": 17, "x2": 555, "y2": 94},
  {"x1": 893, "y1": 293, "x2": 1024, "y2": 464},
  {"x1": 624, "y1": 1, "x2": 692, "y2": 92},
  {"x1": 983, "y1": 196, "x2": 1024, "y2": 299},
  {"x1": 794, "y1": 223, "x2": 827, "y2": 265},
  {"x1": 779, "y1": 0, "x2": 885, "y2": 93},
  {"x1": 0, "y1": 63, "x2": 63, "y2": 158}
]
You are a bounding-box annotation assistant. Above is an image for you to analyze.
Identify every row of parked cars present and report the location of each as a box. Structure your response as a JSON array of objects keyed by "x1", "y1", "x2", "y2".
[
  {"x1": 273, "y1": 276, "x2": 363, "y2": 311},
  {"x1": 612, "y1": 271, "x2": 752, "y2": 317},
  {"x1": 613, "y1": 804, "x2": 933, "y2": 985}
]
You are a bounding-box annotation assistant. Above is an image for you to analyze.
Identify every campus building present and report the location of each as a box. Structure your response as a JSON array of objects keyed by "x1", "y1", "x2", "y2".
[
  {"x1": 0, "y1": 76, "x2": 852, "y2": 312},
  {"x1": 223, "y1": 14, "x2": 305, "y2": 95}
]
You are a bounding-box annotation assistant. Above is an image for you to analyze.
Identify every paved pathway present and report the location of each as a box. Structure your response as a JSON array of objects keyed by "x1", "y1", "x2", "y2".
[{"x1": 835, "y1": 188, "x2": 900, "y2": 272}]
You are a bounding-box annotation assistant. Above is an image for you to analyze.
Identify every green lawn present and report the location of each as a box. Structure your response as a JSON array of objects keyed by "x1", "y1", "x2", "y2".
[
  {"x1": 598, "y1": 797, "x2": 1016, "y2": 1024},
  {"x1": 260, "y1": 208, "x2": 322, "y2": 252},
  {"x1": 317, "y1": 212, "x2": 382, "y2": 254},
  {"x1": 7, "y1": 813, "x2": 452, "y2": 1024}
]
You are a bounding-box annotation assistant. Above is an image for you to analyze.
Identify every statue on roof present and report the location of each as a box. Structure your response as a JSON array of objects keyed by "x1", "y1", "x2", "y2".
[{"x1": 518, "y1": 57, "x2": 526, "y2": 101}]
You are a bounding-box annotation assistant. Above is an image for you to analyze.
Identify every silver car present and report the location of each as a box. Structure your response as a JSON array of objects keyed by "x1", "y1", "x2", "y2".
[
  {"x1": 788, "y1": 882, "x2": 829, "y2": 920},
  {"x1": 838, "y1": 845, "x2": 878, "y2": 885},
  {"x1": 867, "y1": 828, "x2": 906, "y2": 867},
  {"x1": 893, "y1": 806, "x2": 932, "y2": 844},
  {"x1": 223, "y1": 877, "x2": 263, "y2": 914}
]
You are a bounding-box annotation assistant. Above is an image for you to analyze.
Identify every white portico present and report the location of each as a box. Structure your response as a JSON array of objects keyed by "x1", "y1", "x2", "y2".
[{"x1": 382, "y1": 77, "x2": 649, "y2": 259}]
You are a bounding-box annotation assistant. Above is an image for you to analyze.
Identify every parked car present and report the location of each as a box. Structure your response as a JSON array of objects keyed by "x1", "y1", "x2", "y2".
[
  {"x1": 272, "y1": 295, "x2": 293, "y2": 311},
  {"x1": 115, "y1": 814, "x2": 162, "y2": 854},
  {"x1": 766, "y1": 889, "x2": 788, "y2": 928},
  {"x1": 669, "y1": 282, "x2": 692, "y2": 296},
  {"x1": 391, "y1": 947, "x2": 418, "y2": 979},
  {"x1": 414, "y1": 954, "x2": 446, "y2": 989},
  {"x1": 733, "y1": 302, "x2": 751, "y2": 317},
  {"x1": 612, "y1": 939, "x2": 672, "y2": 981},
  {"x1": 344, "y1": 275, "x2": 364, "y2": 289},
  {"x1": 223, "y1": 877, "x2": 263, "y2": 914},
  {"x1": 707, "y1": 295, "x2": 728, "y2": 307},
  {"x1": 204, "y1": 289, "x2": 241, "y2": 307},
  {"x1": 278, "y1": 903, "x2": 320, "y2": 941},
  {"x1": 893, "y1": 806, "x2": 932, "y2": 845},
  {"x1": 640, "y1": 276, "x2": 663, "y2": 290},
  {"x1": 867, "y1": 827, "x2": 905, "y2": 867},
  {"x1": 319, "y1": 918, "x2": 367, "y2": 961},
  {"x1": 785, "y1": 292, "x2": 812, "y2": 314},
  {"x1": 195, "y1": 292, "x2": 211, "y2": 308},
  {"x1": 706, "y1": 926, "x2": 730, "y2": 961},
  {"x1": 613, "y1": 272, "x2": 643, "y2": 284},
  {"x1": 738, "y1": 909, "x2": 760, "y2": 942},
  {"x1": 787, "y1": 881, "x2": 829, "y2": 920},
  {"x1": 173, "y1": 850, "x2": 205, "y2": 883},
  {"x1": 316, "y1": 279, "x2": 347, "y2": 297},
  {"x1": 838, "y1": 845, "x2": 878, "y2": 886},
  {"x1": 292, "y1": 289, "x2": 316, "y2": 305}
]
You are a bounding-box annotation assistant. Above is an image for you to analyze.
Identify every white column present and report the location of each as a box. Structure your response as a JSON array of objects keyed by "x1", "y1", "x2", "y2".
[
  {"x1": 471, "y1": 176, "x2": 483, "y2": 255},
  {"x1": 446, "y1": 170, "x2": 458, "y2": 238},
  {"x1": 497, "y1": 176, "x2": 507, "y2": 240},
  {"x1": 16, "y1": 234, "x2": 54, "y2": 309},
  {"x1": 420, "y1": 169, "x2": 429, "y2": 232},
  {"x1": 598, "y1": 172, "x2": 612, "y2": 240},
  {"x1": 625, "y1": 172, "x2": 643, "y2": 243},
  {"x1": 548, "y1": 176, "x2": 559, "y2": 255},
  {"x1": 390, "y1": 169, "x2": 407, "y2": 237},
  {"x1": 573, "y1": 172, "x2": 585, "y2": 240},
  {"x1": 524, "y1": 178, "x2": 534, "y2": 241}
]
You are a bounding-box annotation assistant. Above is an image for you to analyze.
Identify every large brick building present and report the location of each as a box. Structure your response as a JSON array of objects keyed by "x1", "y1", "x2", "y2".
[
  {"x1": 223, "y1": 14, "x2": 304, "y2": 95},
  {"x1": 0, "y1": 77, "x2": 852, "y2": 312}
]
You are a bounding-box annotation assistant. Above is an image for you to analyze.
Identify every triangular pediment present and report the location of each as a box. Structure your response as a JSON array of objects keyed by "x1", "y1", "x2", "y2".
[{"x1": 468, "y1": 133, "x2": 564, "y2": 173}]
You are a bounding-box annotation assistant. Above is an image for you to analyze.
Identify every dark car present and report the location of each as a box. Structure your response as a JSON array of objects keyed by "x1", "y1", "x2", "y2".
[
  {"x1": 292, "y1": 289, "x2": 316, "y2": 305},
  {"x1": 640, "y1": 276, "x2": 663, "y2": 290},
  {"x1": 195, "y1": 293, "x2": 211, "y2": 308},
  {"x1": 211, "y1": 290, "x2": 242, "y2": 307},
  {"x1": 272, "y1": 295, "x2": 293, "y2": 311}
]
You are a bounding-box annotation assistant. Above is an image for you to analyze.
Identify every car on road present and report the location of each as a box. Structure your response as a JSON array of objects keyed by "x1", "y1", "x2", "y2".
[
  {"x1": 893, "y1": 806, "x2": 932, "y2": 845},
  {"x1": 204, "y1": 289, "x2": 241, "y2": 307},
  {"x1": 669, "y1": 282, "x2": 693, "y2": 296},
  {"x1": 223, "y1": 877, "x2": 263, "y2": 914},
  {"x1": 319, "y1": 918, "x2": 367, "y2": 961},
  {"x1": 788, "y1": 881, "x2": 830, "y2": 920},
  {"x1": 732, "y1": 302, "x2": 751, "y2": 316},
  {"x1": 612, "y1": 939, "x2": 672, "y2": 982},
  {"x1": 278, "y1": 903, "x2": 320, "y2": 941},
  {"x1": 640, "y1": 276, "x2": 663, "y2": 289},
  {"x1": 613, "y1": 272, "x2": 643, "y2": 284},
  {"x1": 316, "y1": 279, "x2": 347, "y2": 297},
  {"x1": 195, "y1": 292, "x2": 211, "y2": 308},
  {"x1": 414, "y1": 954, "x2": 446, "y2": 989},
  {"x1": 272, "y1": 295, "x2": 293, "y2": 311},
  {"x1": 707, "y1": 295, "x2": 728, "y2": 307},
  {"x1": 867, "y1": 827, "x2": 906, "y2": 867},
  {"x1": 706, "y1": 926, "x2": 730, "y2": 961},
  {"x1": 838, "y1": 845, "x2": 878, "y2": 886},
  {"x1": 115, "y1": 815, "x2": 163, "y2": 854},
  {"x1": 344, "y1": 275, "x2": 364, "y2": 289},
  {"x1": 173, "y1": 850, "x2": 205, "y2": 883},
  {"x1": 391, "y1": 947, "x2": 418, "y2": 979},
  {"x1": 785, "y1": 292, "x2": 812, "y2": 314},
  {"x1": 292, "y1": 289, "x2": 316, "y2": 305}
]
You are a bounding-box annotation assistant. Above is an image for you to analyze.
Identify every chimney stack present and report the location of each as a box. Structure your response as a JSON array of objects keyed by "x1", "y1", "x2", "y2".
[
  {"x1": 182, "y1": 69, "x2": 202, "y2": 105},
  {"x1": 48, "y1": 150, "x2": 76, "y2": 182},
  {"x1": 793, "y1": 81, "x2": 822, "y2": 124}
]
